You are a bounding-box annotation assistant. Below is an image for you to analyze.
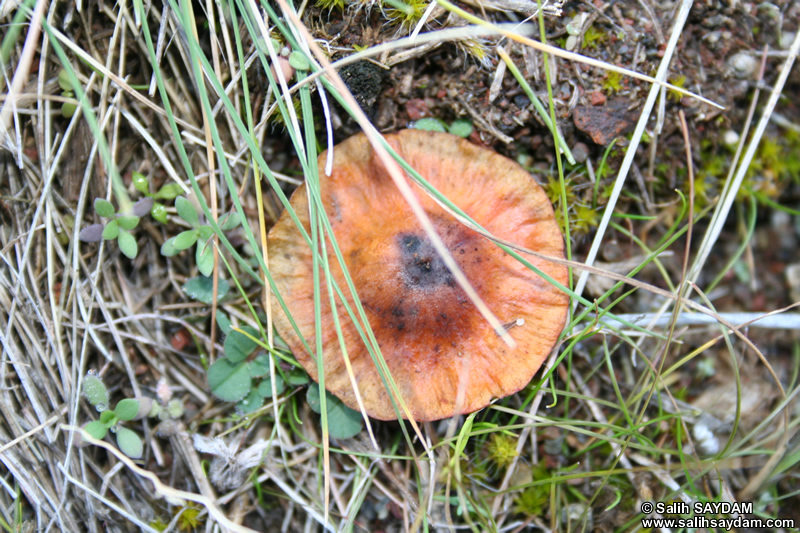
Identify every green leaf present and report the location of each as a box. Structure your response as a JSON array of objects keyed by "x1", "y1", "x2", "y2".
[
  {"x1": 224, "y1": 326, "x2": 260, "y2": 363},
  {"x1": 79, "y1": 223, "x2": 105, "y2": 242},
  {"x1": 153, "y1": 183, "x2": 184, "y2": 200},
  {"x1": 100, "y1": 410, "x2": 117, "y2": 427},
  {"x1": 102, "y1": 220, "x2": 119, "y2": 240},
  {"x1": 208, "y1": 358, "x2": 252, "y2": 402},
  {"x1": 198, "y1": 225, "x2": 215, "y2": 241},
  {"x1": 61, "y1": 102, "x2": 77, "y2": 118},
  {"x1": 132, "y1": 172, "x2": 149, "y2": 195},
  {"x1": 182, "y1": 276, "x2": 229, "y2": 304},
  {"x1": 84, "y1": 420, "x2": 108, "y2": 440},
  {"x1": 413, "y1": 117, "x2": 447, "y2": 133},
  {"x1": 307, "y1": 384, "x2": 362, "y2": 439},
  {"x1": 166, "y1": 399, "x2": 184, "y2": 418},
  {"x1": 175, "y1": 196, "x2": 199, "y2": 227},
  {"x1": 448, "y1": 119, "x2": 473, "y2": 138},
  {"x1": 216, "y1": 311, "x2": 232, "y2": 334},
  {"x1": 249, "y1": 354, "x2": 271, "y2": 378},
  {"x1": 196, "y1": 237, "x2": 214, "y2": 277},
  {"x1": 57, "y1": 68, "x2": 73, "y2": 92},
  {"x1": 151, "y1": 202, "x2": 167, "y2": 223},
  {"x1": 286, "y1": 369, "x2": 310, "y2": 386},
  {"x1": 116, "y1": 427, "x2": 143, "y2": 459},
  {"x1": 173, "y1": 229, "x2": 199, "y2": 251},
  {"x1": 114, "y1": 399, "x2": 140, "y2": 421},
  {"x1": 326, "y1": 396, "x2": 363, "y2": 440},
  {"x1": 117, "y1": 215, "x2": 140, "y2": 231},
  {"x1": 307, "y1": 383, "x2": 322, "y2": 414},
  {"x1": 288, "y1": 50, "x2": 309, "y2": 71},
  {"x1": 236, "y1": 388, "x2": 264, "y2": 414},
  {"x1": 94, "y1": 198, "x2": 116, "y2": 218},
  {"x1": 219, "y1": 211, "x2": 241, "y2": 231},
  {"x1": 161, "y1": 236, "x2": 180, "y2": 257},
  {"x1": 257, "y1": 374, "x2": 285, "y2": 398},
  {"x1": 83, "y1": 375, "x2": 109, "y2": 408},
  {"x1": 117, "y1": 230, "x2": 138, "y2": 259}
]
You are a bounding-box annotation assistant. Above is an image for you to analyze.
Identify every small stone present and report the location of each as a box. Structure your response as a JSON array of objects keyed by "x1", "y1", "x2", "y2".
[
  {"x1": 780, "y1": 32, "x2": 796, "y2": 50},
  {"x1": 590, "y1": 91, "x2": 606, "y2": 106},
  {"x1": 723, "y1": 129, "x2": 740, "y2": 146},
  {"x1": 571, "y1": 142, "x2": 589, "y2": 163},
  {"x1": 728, "y1": 52, "x2": 758, "y2": 79},
  {"x1": 785, "y1": 264, "x2": 800, "y2": 303}
]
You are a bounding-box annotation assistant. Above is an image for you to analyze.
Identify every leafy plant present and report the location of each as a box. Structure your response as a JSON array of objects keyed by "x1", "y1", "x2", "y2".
[
  {"x1": 78, "y1": 198, "x2": 150, "y2": 258},
  {"x1": 581, "y1": 25, "x2": 606, "y2": 50},
  {"x1": 413, "y1": 117, "x2": 473, "y2": 138},
  {"x1": 57, "y1": 67, "x2": 78, "y2": 118},
  {"x1": 383, "y1": 0, "x2": 429, "y2": 30},
  {"x1": 306, "y1": 383, "x2": 363, "y2": 440},
  {"x1": 131, "y1": 171, "x2": 184, "y2": 224},
  {"x1": 602, "y1": 70, "x2": 624, "y2": 94},
  {"x1": 160, "y1": 197, "x2": 240, "y2": 277},
  {"x1": 182, "y1": 275, "x2": 231, "y2": 305},
  {"x1": 82, "y1": 373, "x2": 148, "y2": 459},
  {"x1": 486, "y1": 432, "x2": 519, "y2": 469},
  {"x1": 207, "y1": 326, "x2": 299, "y2": 415}
]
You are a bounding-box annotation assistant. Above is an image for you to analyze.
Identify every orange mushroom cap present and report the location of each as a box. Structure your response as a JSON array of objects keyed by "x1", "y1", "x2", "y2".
[{"x1": 268, "y1": 130, "x2": 569, "y2": 421}]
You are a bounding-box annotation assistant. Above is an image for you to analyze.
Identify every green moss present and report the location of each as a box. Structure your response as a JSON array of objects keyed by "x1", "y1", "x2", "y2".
[
  {"x1": 582, "y1": 26, "x2": 606, "y2": 50},
  {"x1": 383, "y1": 0, "x2": 428, "y2": 29},
  {"x1": 316, "y1": 0, "x2": 344, "y2": 11},
  {"x1": 602, "y1": 71, "x2": 624, "y2": 94},
  {"x1": 486, "y1": 433, "x2": 518, "y2": 469},
  {"x1": 668, "y1": 75, "x2": 687, "y2": 102}
]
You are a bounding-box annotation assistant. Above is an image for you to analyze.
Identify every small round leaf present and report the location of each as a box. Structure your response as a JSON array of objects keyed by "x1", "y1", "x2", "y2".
[
  {"x1": 448, "y1": 119, "x2": 473, "y2": 138},
  {"x1": 58, "y1": 68, "x2": 73, "y2": 91},
  {"x1": 173, "y1": 230, "x2": 199, "y2": 251},
  {"x1": 116, "y1": 427, "x2": 143, "y2": 459},
  {"x1": 198, "y1": 225, "x2": 215, "y2": 241},
  {"x1": 114, "y1": 398, "x2": 140, "y2": 421},
  {"x1": 83, "y1": 375, "x2": 109, "y2": 407},
  {"x1": 326, "y1": 397, "x2": 363, "y2": 440},
  {"x1": 175, "y1": 196, "x2": 199, "y2": 227},
  {"x1": 132, "y1": 197, "x2": 154, "y2": 217},
  {"x1": 413, "y1": 118, "x2": 447, "y2": 133},
  {"x1": 151, "y1": 202, "x2": 167, "y2": 224},
  {"x1": 307, "y1": 383, "x2": 322, "y2": 414},
  {"x1": 94, "y1": 198, "x2": 116, "y2": 218},
  {"x1": 219, "y1": 211, "x2": 241, "y2": 231},
  {"x1": 117, "y1": 230, "x2": 138, "y2": 259},
  {"x1": 286, "y1": 369, "x2": 310, "y2": 386},
  {"x1": 248, "y1": 354, "x2": 271, "y2": 378},
  {"x1": 160, "y1": 236, "x2": 180, "y2": 257},
  {"x1": 223, "y1": 326, "x2": 260, "y2": 363},
  {"x1": 61, "y1": 102, "x2": 77, "y2": 118},
  {"x1": 154, "y1": 183, "x2": 184, "y2": 200},
  {"x1": 257, "y1": 374, "x2": 285, "y2": 398},
  {"x1": 236, "y1": 389, "x2": 264, "y2": 414},
  {"x1": 196, "y1": 238, "x2": 214, "y2": 277},
  {"x1": 79, "y1": 223, "x2": 105, "y2": 242},
  {"x1": 100, "y1": 409, "x2": 118, "y2": 427},
  {"x1": 84, "y1": 421, "x2": 108, "y2": 440},
  {"x1": 132, "y1": 172, "x2": 149, "y2": 195},
  {"x1": 288, "y1": 50, "x2": 309, "y2": 71},
  {"x1": 117, "y1": 215, "x2": 140, "y2": 231},
  {"x1": 183, "y1": 276, "x2": 229, "y2": 304},
  {"x1": 102, "y1": 220, "x2": 119, "y2": 240},
  {"x1": 166, "y1": 399, "x2": 184, "y2": 418},
  {"x1": 208, "y1": 358, "x2": 252, "y2": 402}
]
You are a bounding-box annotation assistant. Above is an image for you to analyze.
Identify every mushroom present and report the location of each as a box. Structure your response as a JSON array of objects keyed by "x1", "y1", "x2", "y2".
[{"x1": 268, "y1": 130, "x2": 569, "y2": 421}]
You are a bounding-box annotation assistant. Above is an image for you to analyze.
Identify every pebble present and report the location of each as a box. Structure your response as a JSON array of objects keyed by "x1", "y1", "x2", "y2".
[{"x1": 728, "y1": 52, "x2": 758, "y2": 79}]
